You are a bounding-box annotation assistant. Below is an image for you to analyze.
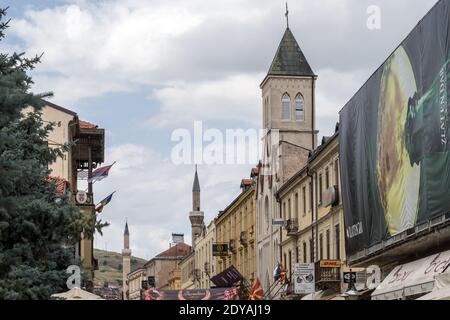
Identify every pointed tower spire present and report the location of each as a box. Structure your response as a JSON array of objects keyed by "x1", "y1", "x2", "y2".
[
  {"x1": 267, "y1": 9, "x2": 315, "y2": 78},
  {"x1": 122, "y1": 219, "x2": 131, "y2": 300},
  {"x1": 124, "y1": 219, "x2": 129, "y2": 236},
  {"x1": 193, "y1": 164, "x2": 200, "y2": 192},
  {"x1": 190, "y1": 165, "x2": 204, "y2": 249}
]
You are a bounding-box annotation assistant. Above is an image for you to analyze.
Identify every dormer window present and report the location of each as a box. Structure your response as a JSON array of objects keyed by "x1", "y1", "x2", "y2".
[
  {"x1": 295, "y1": 94, "x2": 305, "y2": 121},
  {"x1": 282, "y1": 94, "x2": 290, "y2": 120}
]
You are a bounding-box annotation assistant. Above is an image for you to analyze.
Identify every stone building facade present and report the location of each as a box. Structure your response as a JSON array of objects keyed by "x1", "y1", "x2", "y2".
[{"x1": 256, "y1": 26, "x2": 317, "y2": 292}]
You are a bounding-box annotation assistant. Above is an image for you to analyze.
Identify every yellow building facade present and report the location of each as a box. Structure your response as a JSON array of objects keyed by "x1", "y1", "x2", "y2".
[
  {"x1": 278, "y1": 127, "x2": 346, "y2": 295},
  {"x1": 215, "y1": 173, "x2": 257, "y2": 284},
  {"x1": 194, "y1": 221, "x2": 216, "y2": 289}
]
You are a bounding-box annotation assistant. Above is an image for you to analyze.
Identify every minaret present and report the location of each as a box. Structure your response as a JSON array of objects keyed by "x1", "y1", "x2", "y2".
[
  {"x1": 189, "y1": 165, "x2": 204, "y2": 250},
  {"x1": 122, "y1": 220, "x2": 131, "y2": 300}
]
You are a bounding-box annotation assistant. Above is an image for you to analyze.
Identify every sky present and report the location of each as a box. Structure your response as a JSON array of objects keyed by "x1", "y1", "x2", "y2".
[{"x1": 0, "y1": 0, "x2": 439, "y2": 259}]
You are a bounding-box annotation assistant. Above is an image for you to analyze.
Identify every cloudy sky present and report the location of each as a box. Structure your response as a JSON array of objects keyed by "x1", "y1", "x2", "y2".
[{"x1": 1, "y1": 0, "x2": 438, "y2": 259}]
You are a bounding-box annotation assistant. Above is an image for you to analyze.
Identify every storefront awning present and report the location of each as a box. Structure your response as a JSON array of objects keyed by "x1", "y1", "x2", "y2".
[
  {"x1": 371, "y1": 249, "x2": 450, "y2": 300},
  {"x1": 417, "y1": 273, "x2": 450, "y2": 300}
]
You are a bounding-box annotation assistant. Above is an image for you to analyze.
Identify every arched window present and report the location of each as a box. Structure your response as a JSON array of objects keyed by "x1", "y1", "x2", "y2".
[
  {"x1": 295, "y1": 94, "x2": 305, "y2": 121},
  {"x1": 264, "y1": 196, "x2": 270, "y2": 231},
  {"x1": 282, "y1": 93, "x2": 290, "y2": 120}
]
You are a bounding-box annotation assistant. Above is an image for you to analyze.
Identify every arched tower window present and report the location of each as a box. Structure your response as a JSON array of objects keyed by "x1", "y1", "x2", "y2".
[
  {"x1": 281, "y1": 93, "x2": 290, "y2": 120},
  {"x1": 295, "y1": 94, "x2": 305, "y2": 121}
]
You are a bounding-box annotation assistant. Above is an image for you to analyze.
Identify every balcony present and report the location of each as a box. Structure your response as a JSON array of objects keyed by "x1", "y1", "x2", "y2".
[
  {"x1": 285, "y1": 219, "x2": 298, "y2": 236},
  {"x1": 229, "y1": 239, "x2": 237, "y2": 253},
  {"x1": 315, "y1": 260, "x2": 342, "y2": 292},
  {"x1": 240, "y1": 231, "x2": 248, "y2": 247}
]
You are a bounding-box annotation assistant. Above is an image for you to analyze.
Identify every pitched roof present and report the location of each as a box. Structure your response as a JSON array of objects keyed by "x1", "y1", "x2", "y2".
[
  {"x1": 240, "y1": 179, "x2": 253, "y2": 188},
  {"x1": 267, "y1": 28, "x2": 314, "y2": 77},
  {"x1": 79, "y1": 120, "x2": 98, "y2": 129},
  {"x1": 155, "y1": 243, "x2": 191, "y2": 258},
  {"x1": 42, "y1": 100, "x2": 77, "y2": 116}
]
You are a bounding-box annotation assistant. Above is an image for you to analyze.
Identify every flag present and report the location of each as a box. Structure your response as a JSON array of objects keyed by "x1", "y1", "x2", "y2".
[
  {"x1": 279, "y1": 264, "x2": 288, "y2": 284},
  {"x1": 248, "y1": 278, "x2": 264, "y2": 300},
  {"x1": 96, "y1": 192, "x2": 115, "y2": 213},
  {"x1": 274, "y1": 262, "x2": 287, "y2": 283},
  {"x1": 273, "y1": 262, "x2": 281, "y2": 281},
  {"x1": 88, "y1": 162, "x2": 115, "y2": 183}
]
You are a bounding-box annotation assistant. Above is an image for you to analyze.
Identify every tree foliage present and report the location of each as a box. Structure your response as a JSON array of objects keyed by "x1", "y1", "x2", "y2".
[{"x1": 0, "y1": 8, "x2": 107, "y2": 299}]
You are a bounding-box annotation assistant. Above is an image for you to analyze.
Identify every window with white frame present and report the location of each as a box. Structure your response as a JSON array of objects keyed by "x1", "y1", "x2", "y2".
[
  {"x1": 282, "y1": 93, "x2": 290, "y2": 120},
  {"x1": 295, "y1": 94, "x2": 305, "y2": 121}
]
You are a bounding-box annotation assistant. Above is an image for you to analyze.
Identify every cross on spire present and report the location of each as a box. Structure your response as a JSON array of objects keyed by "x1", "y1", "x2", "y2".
[{"x1": 285, "y1": 2, "x2": 289, "y2": 29}]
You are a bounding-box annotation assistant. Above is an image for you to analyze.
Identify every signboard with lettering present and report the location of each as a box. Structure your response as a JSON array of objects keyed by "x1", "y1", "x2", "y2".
[
  {"x1": 343, "y1": 272, "x2": 357, "y2": 284},
  {"x1": 212, "y1": 243, "x2": 229, "y2": 257},
  {"x1": 294, "y1": 263, "x2": 315, "y2": 295},
  {"x1": 319, "y1": 260, "x2": 341, "y2": 268},
  {"x1": 272, "y1": 219, "x2": 286, "y2": 227}
]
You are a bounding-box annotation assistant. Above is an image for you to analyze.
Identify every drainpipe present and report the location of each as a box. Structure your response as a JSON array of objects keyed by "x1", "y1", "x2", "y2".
[
  {"x1": 275, "y1": 193, "x2": 283, "y2": 265},
  {"x1": 307, "y1": 166, "x2": 316, "y2": 263},
  {"x1": 312, "y1": 76, "x2": 316, "y2": 149}
]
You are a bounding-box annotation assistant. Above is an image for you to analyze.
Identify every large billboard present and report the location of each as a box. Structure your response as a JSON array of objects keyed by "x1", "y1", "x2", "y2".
[{"x1": 340, "y1": 0, "x2": 450, "y2": 257}]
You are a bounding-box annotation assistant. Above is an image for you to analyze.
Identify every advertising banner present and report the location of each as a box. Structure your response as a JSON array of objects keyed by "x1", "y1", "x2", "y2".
[
  {"x1": 340, "y1": 0, "x2": 450, "y2": 256},
  {"x1": 142, "y1": 288, "x2": 239, "y2": 300},
  {"x1": 294, "y1": 263, "x2": 315, "y2": 295}
]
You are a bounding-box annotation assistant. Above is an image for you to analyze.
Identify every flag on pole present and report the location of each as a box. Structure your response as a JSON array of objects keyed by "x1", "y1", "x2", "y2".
[
  {"x1": 248, "y1": 278, "x2": 264, "y2": 300},
  {"x1": 273, "y1": 262, "x2": 281, "y2": 281},
  {"x1": 88, "y1": 162, "x2": 116, "y2": 183},
  {"x1": 96, "y1": 191, "x2": 116, "y2": 213},
  {"x1": 273, "y1": 262, "x2": 287, "y2": 283}
]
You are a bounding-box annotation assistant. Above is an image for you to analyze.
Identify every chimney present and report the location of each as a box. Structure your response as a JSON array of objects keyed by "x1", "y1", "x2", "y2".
[{"x1": 172, "y1": 233, "x2": 184, "y2": 244}]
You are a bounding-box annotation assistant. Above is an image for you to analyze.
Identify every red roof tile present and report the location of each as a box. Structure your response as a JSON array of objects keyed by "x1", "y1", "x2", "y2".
[
  {"x1": 47, "y1": 176, "x2": 70, "y2": 196},
  {"x1": 79, "y1": 120, "x2": 98, "y2": 129},
  {"x1": 156, "y1": 243, "x2": 191, "y2": 258},
  {"x1": 240, "y1": 179, "x2": 253, "y2": 188}
]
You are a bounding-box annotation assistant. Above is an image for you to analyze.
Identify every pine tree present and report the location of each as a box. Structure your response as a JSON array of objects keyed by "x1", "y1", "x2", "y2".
[{"x1": 0, "y1": 8, "x2": 106, "y2": 299}]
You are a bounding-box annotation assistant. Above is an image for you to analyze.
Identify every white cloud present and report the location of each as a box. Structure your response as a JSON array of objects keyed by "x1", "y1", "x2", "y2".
[
  {"x1": 93, "y1": 143, "x2": 254, "y2": 259},
  {"x1": 148, "y1": 73, "x2": 263, "y2": 128}
]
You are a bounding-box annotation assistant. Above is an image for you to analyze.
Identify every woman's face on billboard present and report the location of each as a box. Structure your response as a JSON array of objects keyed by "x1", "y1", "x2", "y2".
[{"x1": 377, "y1": 46, "x2": 421, "y2": 236}]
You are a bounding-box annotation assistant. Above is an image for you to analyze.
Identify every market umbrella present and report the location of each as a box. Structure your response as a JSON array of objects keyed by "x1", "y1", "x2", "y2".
[{"x1": 51, "y1": 287, "x2": 104, "y2": 300}]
